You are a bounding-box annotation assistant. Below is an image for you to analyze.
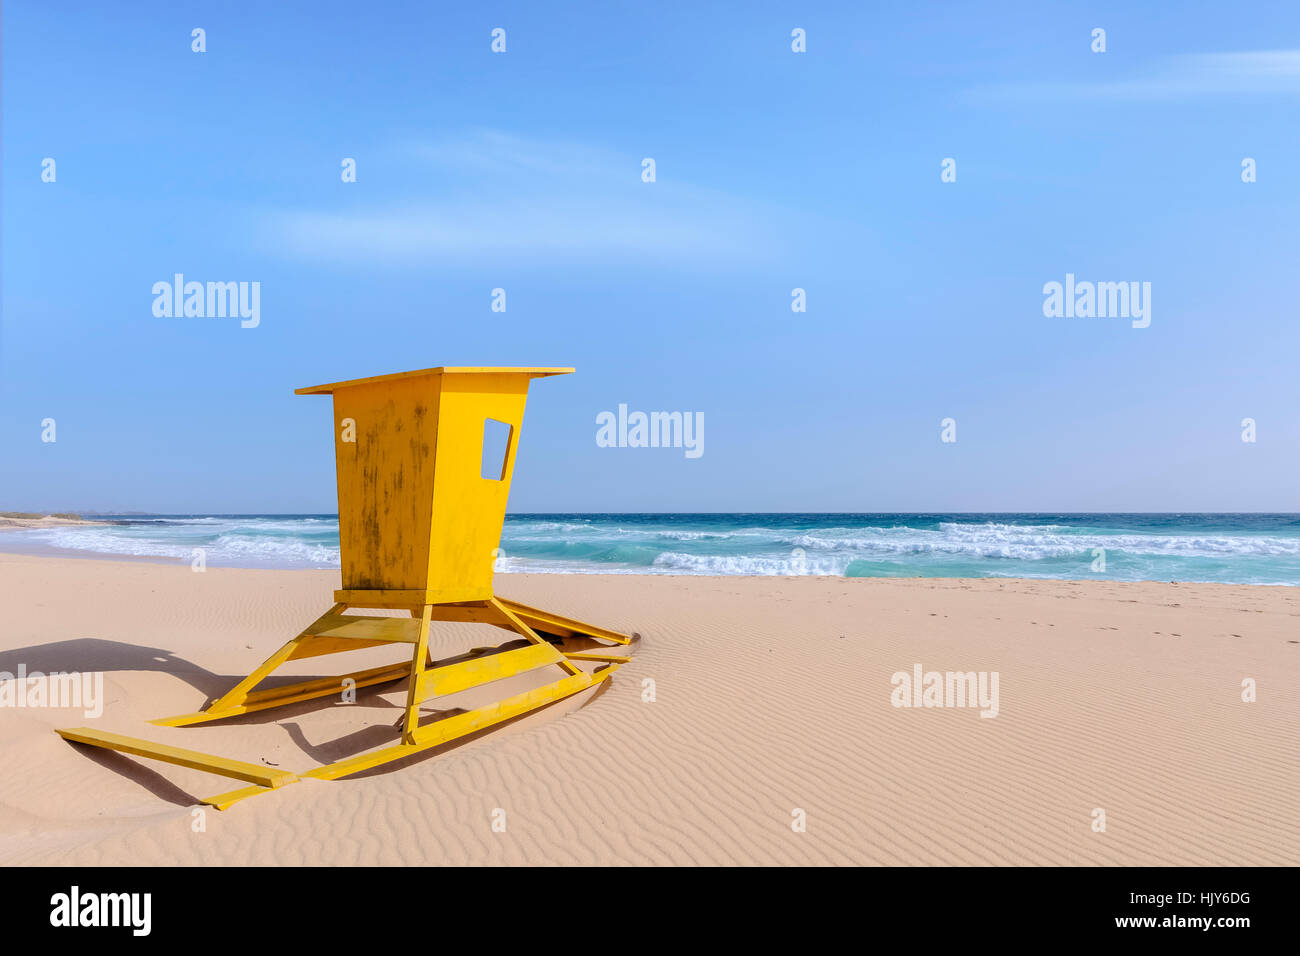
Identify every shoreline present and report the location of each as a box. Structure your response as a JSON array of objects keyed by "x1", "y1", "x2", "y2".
[
  {"x1": 6, "y1": 512, "x2": 1300, "y2": 585},
  {"x1": 2, "y1": 552, "x2": 1297, "y2": 865},
  {"x1": 1, "y1": 541, "x2": 1298, "y2": 587}
]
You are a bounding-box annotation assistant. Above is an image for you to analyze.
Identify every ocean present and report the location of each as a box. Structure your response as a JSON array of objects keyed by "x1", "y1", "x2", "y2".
[{"x1": 7, "y1": 513, "x2": 1300, "y2": 585}]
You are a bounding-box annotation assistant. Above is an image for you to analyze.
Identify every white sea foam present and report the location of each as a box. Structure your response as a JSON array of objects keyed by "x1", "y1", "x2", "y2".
[
  {"x1": 22, "y1": 525, "x2": 340, "y2": 568},
  {"x1": 652, "y1": 551, "x2": 851, "y2": 575},
  {"x1": 779, "y1": 523, "x2": 1300, "y2": 560}
]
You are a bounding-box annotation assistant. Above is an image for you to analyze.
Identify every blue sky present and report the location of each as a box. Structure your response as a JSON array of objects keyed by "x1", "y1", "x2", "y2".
[{"x1": 3, "y1": 0, "x2": 1299, "y2": 513}]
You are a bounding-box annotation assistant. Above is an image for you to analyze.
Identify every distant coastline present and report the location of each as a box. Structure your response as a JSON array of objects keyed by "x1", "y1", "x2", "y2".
[{"x1": 0, "y1": 512, "x2": 107, "y2": 530}]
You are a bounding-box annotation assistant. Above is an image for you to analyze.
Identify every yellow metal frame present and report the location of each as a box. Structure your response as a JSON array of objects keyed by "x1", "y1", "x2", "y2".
[
  {"x1": 58, "y1": 594, "x2": 630, "y2": 809},
  {"x1": 55, "y1": 365, "x2": 633, "y2": 809}
]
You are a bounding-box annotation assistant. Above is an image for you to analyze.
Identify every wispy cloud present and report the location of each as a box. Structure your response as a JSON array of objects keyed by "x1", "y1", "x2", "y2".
[
  {"x1": 260, "y1": 131, "x2": 788, "y2": 267},
  {"x1": 412, "y1": 130, "x2": 620, "y2": 181},
  {"x1": 968, "y1": 49, "x2": 1300, "y2": 103}
]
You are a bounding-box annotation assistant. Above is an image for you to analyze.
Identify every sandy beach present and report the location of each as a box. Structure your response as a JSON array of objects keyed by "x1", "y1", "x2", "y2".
[{"x1": 1, "y1": 551, "x2": 1297, "y2": 866}]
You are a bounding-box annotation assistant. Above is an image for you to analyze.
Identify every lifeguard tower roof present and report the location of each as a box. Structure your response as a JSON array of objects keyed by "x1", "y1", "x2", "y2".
[{"x1": 295, "y1": 366, "x2": 574, "y2": 395}]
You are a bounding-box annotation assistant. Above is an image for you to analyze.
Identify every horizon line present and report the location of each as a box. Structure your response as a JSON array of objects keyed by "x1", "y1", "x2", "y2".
[{"x1": 42, "y1": 510, "x2": 1300, "y2": 518}]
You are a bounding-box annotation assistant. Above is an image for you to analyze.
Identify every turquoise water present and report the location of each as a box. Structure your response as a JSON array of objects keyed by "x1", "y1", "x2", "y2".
[{"x1": 7, "y1": 513, "x2": 1300, "y2": 585}]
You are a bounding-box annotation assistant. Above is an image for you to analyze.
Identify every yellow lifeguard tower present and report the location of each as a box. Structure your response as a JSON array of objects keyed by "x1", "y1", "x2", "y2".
[{"x1": 57, "y1": 366, "x2": 631, "y2": 809}]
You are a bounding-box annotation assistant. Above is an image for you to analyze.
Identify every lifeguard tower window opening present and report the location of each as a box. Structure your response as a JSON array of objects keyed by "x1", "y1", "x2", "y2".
[{"x1": 481, "y1": 418, "x2": 513, "y2": 481}]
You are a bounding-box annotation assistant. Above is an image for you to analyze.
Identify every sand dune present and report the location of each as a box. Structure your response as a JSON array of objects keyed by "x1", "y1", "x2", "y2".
[{"x1": 0, "y1": 552, "x2": 1296, "y2": 865}]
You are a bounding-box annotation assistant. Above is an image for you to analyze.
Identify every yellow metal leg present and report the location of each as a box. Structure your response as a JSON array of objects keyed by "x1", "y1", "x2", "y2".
[
  {"x1": 153, "y1": 661, "x2": 412, "y2": 727},
  {"x1": 402, "y1": 605, "x2": 433, "y2": 744},
  {"x1": 198, "y1": 603, "x2": 345, "y2": 716},
  {"x1": 563, "y1": 651, "x2": 631, "y2": 664},
  {"x1": 202, "y1": 662, "x2": 619, "y2": 809},
  {"x1": 151, "y1": 601, "x2": 425, "y2": 727},
  {"x1": 495, "y1": 597, "x2": 633, "y2": 645},
  {"x1": 489, "y1": 597, "x2": 584, "y2": 677},
  {"x1": 56, "y1": 727, "x2": 297, "y2": 789}
]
